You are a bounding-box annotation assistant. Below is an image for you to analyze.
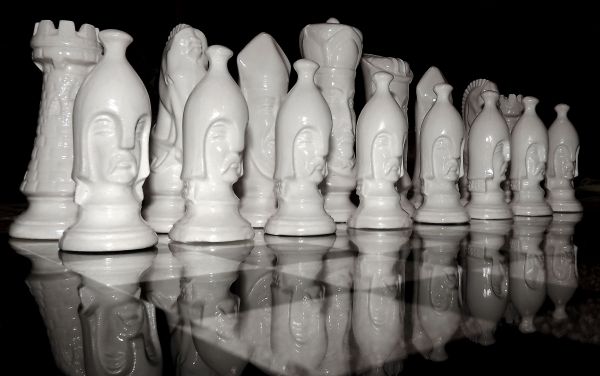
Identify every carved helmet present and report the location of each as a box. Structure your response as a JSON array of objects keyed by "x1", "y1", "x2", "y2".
[{"x1": 546, "y1": 104, "x2": 579, "y2": 178}]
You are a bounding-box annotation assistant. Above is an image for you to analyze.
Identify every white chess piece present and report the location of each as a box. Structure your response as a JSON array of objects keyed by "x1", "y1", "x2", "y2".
[
  {"x1": 265, "y1": 59, "x2": 335, "y2": 236},
  {"x1": 510, "y1": 97, "x2": 552, "y2": 216},
  {"x1": 499, "y1": 94, "x2": 524, "y2": 203},
  {"x1": 60, "y1": 30, "x2": 157, "y2": 252},
  {"x1": 466, "y1": 90, "x2": 512, "y2": 219},
  {"x1": 415, "y1": 84, "x2": 469, "y2": 224},
  {"x1": 300, "y1": 18, "x2": 363, "y2": 222},
  {"x1": 546, "y1": 104, "x2": 582, "y2": 212},
  {"x1": 10, "y1": 20, "x2": 101, "y2": 240},
  {"x1": 169, "y1": 45, "x2": 253, "y2": 242},
  {"x1": 237, "y1": 33, "x2": 291, "y2": 227},
  {"x1": 143, "y1": 25, "x2": 208, "y2": 233},
  {"x1": 349, "y1": 72, "x2": 411, "y2": 229}
]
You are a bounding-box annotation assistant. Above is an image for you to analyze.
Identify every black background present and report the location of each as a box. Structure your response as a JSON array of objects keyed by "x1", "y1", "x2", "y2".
[{"x1": 5, "y1": 0, "x2": 598, "y2": 203}]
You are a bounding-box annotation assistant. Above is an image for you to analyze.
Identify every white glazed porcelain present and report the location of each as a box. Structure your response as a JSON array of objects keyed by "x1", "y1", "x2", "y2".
[
  {"x1": 169, "y1": 45, "x2": 253, "y2": 243},
  {"x1": 10, "y1": 20, "x2": 101, "y2": 240},
  {"x1": 546, "y1": 104, "x2": 582, "y2": 212},
  {"x1": 237, "y1": 33, "x2": 291, "y2": 227},
  {"x1": 460, "y1": 79, "x2": 498, "y2": 205},
  {"x1": 466, "y1": 90, "x2": 512, "y2": 219},
  {"x1": 143, "y1": 25, "x2": 208, "y2": 233},
  {"x1": 300, "y1": 18, "x2": 363, "y2": 222},
  {"x1": 411, "y1": 67, "x2": 448, "y2": 209},
  {"x1": 59, "y1": 30, "x2": 157, "y2": 252},
  {"x1": 349, "y1": 72, "x2": 411, "y2": 229},
  {"x1": 510, "y1": 97, "x2": 553, "y2": 217},
  {"x1": 415, "y1": 84, "x2": 469, "y2": 224},
  {"x1": 499, "y1": 94, "x2": 524, "y2": 203},
  {"x1": 264, "y1": 59, "x2": 336, "y2": 236}
]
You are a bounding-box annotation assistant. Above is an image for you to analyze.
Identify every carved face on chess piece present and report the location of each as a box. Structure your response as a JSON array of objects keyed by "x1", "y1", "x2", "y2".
[
  {"x1": 499, "y1": 94, "x2": 524, "y2": 133},
  {"x1": 293, "y1": 127, "x2": 328, "y2": 183}
]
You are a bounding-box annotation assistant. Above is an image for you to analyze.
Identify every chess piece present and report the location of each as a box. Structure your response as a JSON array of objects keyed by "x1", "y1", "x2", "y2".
[
  {"x1": 300, "y1": 18, "x2": 363, "y2": 222},
  {"x1": 510, "y1": 97, "x2": 552, "y2": 216},
  {"x1": 10, "y1": 20, "x2": 101, "y2": 240},
  {"x1": 546, "y1": 104, "x2": 582, "y2": 212},
  {"x1": 143, "y1": 25, "x2": 208, "y2": 233},
  {"x1": 499, "y1": 94, "x2": 524, "y2": 203},
  {"x1": 169, "y1": 45, "x2": 253, "y2": 242},
  {"x1": 411, "y1": 67, "x2": 449, "y2": 209},
  {"x1": 264, "y1": 59, "x2": 335, "y2": 236},
  {"x1": 349, "y1": 72, "x2": 411, "y2": 229},
  {"x1": 361, "y1": 54, "x2": 414, "y2": 217},
  {"x1": 466, "y1": 90, "x2": 512, "y2": 219},
  {"x1": 238, "y1": 33, "x2": 291, "y2": 227},
  {"x1": 61, "y1": 250, "x2": 162, "y2": 376},
  {"x1": 415, "y1": 84, "x2": 469, "y2": 224},
  {"x1": 59, "y1": 30, "x2": 157, "y2": 252},
  {"x1": 460, "y1": 79, "x2": 498, "y2": 205}
]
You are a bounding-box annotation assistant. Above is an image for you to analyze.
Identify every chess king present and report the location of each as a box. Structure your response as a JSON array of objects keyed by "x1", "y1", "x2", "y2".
[{"x1": 60, "y1": 29, "x2": 157, "y2": 252}]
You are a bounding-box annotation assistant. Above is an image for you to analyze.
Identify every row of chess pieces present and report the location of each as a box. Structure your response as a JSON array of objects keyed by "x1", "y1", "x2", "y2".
[
  {"x1": 12, "y1": 213, "x2": 580, "y2": 375},
  {"x1": 10, "y1": 19, "x2": 581, "y2": 252}
]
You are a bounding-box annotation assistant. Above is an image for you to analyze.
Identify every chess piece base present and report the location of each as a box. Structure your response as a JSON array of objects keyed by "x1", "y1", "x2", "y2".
[
  {"x1": 415, "y1": 194, "x2": 469, "y2": 224},
  {"x1": 512, "y1": 194, "x2": 552, "y2": 216},
  {"x1": 547, "y1": 189, "x2": 583, "y2": 212},
  {"x1": 143, "y1": 195, "x2": 185, "y2": 233},
  {"x1": 10, "y1": 197, "x2": 77, "y2": 240},
  {"x1": 265, "y1": 212, "x2": 335, "y2": 236},
  {"x1": 348, "y1": 197, "x2": 412, "y2": 229},
  {"x1": 60, "y1": 221, "x2": 157, "y2": 252},
  {"x1": 467, "y1": 192, "x2": 513, "y2": 219},
  {"x1": 324, "y1": 191, "x2": 356, "y2": 223}
]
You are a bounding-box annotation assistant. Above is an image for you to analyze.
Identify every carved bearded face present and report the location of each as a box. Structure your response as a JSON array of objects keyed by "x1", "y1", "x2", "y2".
[
  {"x1": 432, "y1": 136, "x2": 460, "y2": 181},
  {"x1": 321, "y1": 78, "x2": 355, "y2": 170},
  {"x1": 205, "y1": 123, "x2": 243, "y2": 184},
  {"x1": 372, "y1": 132, "x2": 402, "y2": 182},
  {"x1": 293, "y1": 128, "x2": 327, "y2": 183},
  {"x1": 491, "y1": 142, "x2": 510, "y2": 185},
  {"x1": 525, "y1": 143, "x2": 546, "y2": 182},
  {"x1": 554, "y1": 145, "x2": 575, "y2": 180}
]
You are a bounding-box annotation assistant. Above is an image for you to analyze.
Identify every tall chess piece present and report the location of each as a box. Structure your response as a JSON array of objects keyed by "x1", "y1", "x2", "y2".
[
  {"x1": 499, "y1": 94, "x2": 524, "y2": 203},
  {"x1": 143, "y1": 25, "x2": 208, "y2": 233},
  {"x1": 546, "y1": 104, "x2": 582, "y2": 212},
  {"x1": 60, "y1": 30, "x2": 157, "y2": 252},
  {"x1": 466, "y1": 91, "x2": 512, "y2": 219},
  {"x1": 510, "y1": 97, "x2": 552, "y2": 216},
  {"x1": 10, "y1": 20, "x2": 101, "y2": 240},
  {"x1": 411, "y1": 67, "x2": 448, "y2": 209},
  {"x1": 349, "y1": 72, "x2": 411, "y2": 229},
  {"x1": 460, "y1": 79, "x2": 498, "y2": 205},
  {"x1": 169, "y1": 45, "x2": 253, "y2": 242},
  {"x1": 361, "y1": 54, "x2": 414, "y2": 217},
  {"x1": 237, "y1": 33, "x2": 291, "y2": 227},
  {"x1": 300, "y1": 18, "x2": 363, "y2": 222},
  {"x1": 415, "y1": 84, "x2": 469, "y2": 224},
  {"x1": 265, "y1": 59, "x2": 335, "y2": 236}
]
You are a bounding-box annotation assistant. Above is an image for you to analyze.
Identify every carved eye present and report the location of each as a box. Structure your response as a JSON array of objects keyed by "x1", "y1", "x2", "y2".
[
  {"x1": 92, "y1": 116, "x2": 116, "y2": 137},
  {"x1": 208, "y1": 124, "x2": 228, "y2": 142}
]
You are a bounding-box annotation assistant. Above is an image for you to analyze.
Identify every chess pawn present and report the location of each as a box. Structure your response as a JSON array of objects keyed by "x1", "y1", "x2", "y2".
[
  {"x1": 361, "y1": 54, "x2": 415, "y2": 217},
  {"x1": 544, "y1": 213, "x2": 581, "y2": 320},
  {"x1": 466, "y1": 90, "x2": 512, "y2": 219},
  {"x1": 60, "y1": 30, "x2": 157, "y2": 252},
  {"x1": 349, "y1": 72, "x2": 411, "y2": 229},
  {"x1": 169, "y1": 45, "x2": 253, "y2": 243},
  {"x1": 411, "y1": 66, "x2": 448, "y2": 209},
  {"x1": 300, "y1": 18, "x2": 363, "y2": 222},
  {"x1": 499, "y1": 94, "x2": 524, "y2": 203},
  {"x1": 61, "y1": 250, "x2": 162, "y2": 376},
  {"x1": 510, "y1": 97, "x2": 552, "y2": 216},
  {"x1": 144, "y1": 25, "x2": 208, "y2": 233},
  {"x1": 238, "y1": 33, "x2": 291, "y2": 227},
  {"x1": 509, "y1": 216, "x2": 551, "y2": 333},
  {"x1": 546, "y1": 104, "x2": 582, "y2": 212},
  {"x1": 415, "y1": 84, "x2": 469, "y2": 224},
  {"x1": 265, "y1": 59, "x2": 335, "y2": 236},
  {"x1": 10, "y1": 20, "x2": 101, "y2": 240}
]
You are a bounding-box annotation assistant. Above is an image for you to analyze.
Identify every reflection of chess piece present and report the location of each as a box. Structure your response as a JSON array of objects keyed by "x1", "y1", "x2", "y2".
[
  {"x1": 361, "y1": 54, "x2": 414, "y2": 217},
  {"x1": 411, "y1": 67, "x2": 448, "y2": 209},
  {"x1": 265, "y1": 59, "x2": 335, "y2": 236},
  {"x1": 266, "y1": 234, "x2": 333, "y2": 374},
  {"x1": 170, "y1": 45, "x2": 253, "y2": 242},
  {"x1": 350, "y1": 229, "x2": 410, "y2": 373},
  {"x1": 238, "y1": 33, "x2": 291, "y2": 227},
  {"x1": 10, "y1": 20, "x2": 100, "y2": 240},
  {"x1": 144, "y1": 25, "x2": 208, "y2": 233},
  {"x1": 61, "y1": 250, "x2": 162, "y2": 376},
  {"x1": 415, "y1": 84, "x2": 469, "y2": 224},
  {"x1": 544, "y1": 213, "x2": 581, "y2": 320},
  {"x1": 509, "y1": 216, "x2": 551, "y2": 333},
  {"x1": 10, "y1": 239, "x2": 85, "y2": 376},
  {"x1": 60, "y1": 29, "x2": 157, "y2": 252},
  {"x1": 415, "y1": 224, "x2": 467, "y2": 361},
  {"x1": 461, "y1": 220, "x2": 510, "y2": 346},
  {"x1": 546, "y1": 104, "x2": 582, "y2": 212},
  {"x1": 301, "y1": 18, "x2": 363, "y2": 222},
  {"x1": 510, "y1": 97, "x2": 552, "y2": 216},
  {"x1": 349, "y1": 72, "x2": 411, "y2": 229},
  {"x1": 499, "y1": 94, "x2": 524, "y2": 204},
  {"x1": 466, "y1": 91, "x2": 512, "y2": 219}
]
